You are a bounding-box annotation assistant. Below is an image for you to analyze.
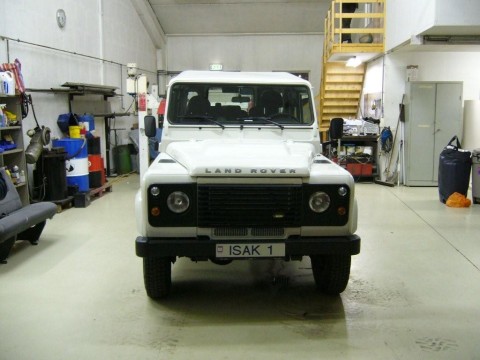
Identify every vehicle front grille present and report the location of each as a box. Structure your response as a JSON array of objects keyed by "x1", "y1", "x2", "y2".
[
  {"x1": 213, "y1": 228, "x2": 285, "y2": 238},
  {"x1": 198, "y1": 184, "x2": 302, "y2": 227}
]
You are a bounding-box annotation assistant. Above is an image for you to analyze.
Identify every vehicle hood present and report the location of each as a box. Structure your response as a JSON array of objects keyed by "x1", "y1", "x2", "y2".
[{"x1": 165, "y1": 139, "x2": 316, "y2": 177}]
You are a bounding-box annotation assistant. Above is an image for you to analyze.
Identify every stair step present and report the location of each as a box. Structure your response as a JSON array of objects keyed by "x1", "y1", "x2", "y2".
[
  {"x1": 324, "y1": 92, "x2": 360, "y2": 99},
  {"x1": 326, "y1": 75, "x2": 364, "y2": 83},
  {"x1": 325, "y1": 84, "x2": 363, "y2": 91},
  {"x1": 323, "y1": 100, "x2": 359, "y2": 106}
]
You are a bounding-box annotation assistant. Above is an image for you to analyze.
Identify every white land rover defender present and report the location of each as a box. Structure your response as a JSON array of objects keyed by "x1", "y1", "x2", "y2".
[{"x1": 135, "y1": 71, "x2": 360, "y2": 299}]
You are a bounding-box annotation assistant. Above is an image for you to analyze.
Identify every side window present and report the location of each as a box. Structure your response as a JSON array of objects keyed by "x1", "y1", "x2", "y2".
[{"x1": 301, "y1": 93, "x2": 313, "y2": 124}]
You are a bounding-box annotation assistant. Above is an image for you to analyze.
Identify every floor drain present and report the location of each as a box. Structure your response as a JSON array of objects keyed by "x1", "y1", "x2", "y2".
[{"x1": 272, "y1": 275, "x2": 290, "y2": 286}]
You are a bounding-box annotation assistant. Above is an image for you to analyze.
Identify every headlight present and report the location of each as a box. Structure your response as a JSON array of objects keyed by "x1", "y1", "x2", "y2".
[
  {"x1": 167, "y1": 191, "x2": 190, "y2": 213},
  {"x1": 309, "y1": 191, "x2": 330, "y2": 213}
]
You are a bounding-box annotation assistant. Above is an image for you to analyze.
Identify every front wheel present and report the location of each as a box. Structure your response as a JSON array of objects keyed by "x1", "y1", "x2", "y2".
[
  {"x1": 143, "y1": 257, "x2": 172, "y2": 299},
  {"x1": 310, "y1": 255, "x2": 351, "y2": 295}
]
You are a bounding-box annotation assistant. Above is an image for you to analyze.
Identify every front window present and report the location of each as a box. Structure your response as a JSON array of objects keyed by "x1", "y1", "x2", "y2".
[{"x1": 167, "y1": 83, "x2": 315, "y2": 126}]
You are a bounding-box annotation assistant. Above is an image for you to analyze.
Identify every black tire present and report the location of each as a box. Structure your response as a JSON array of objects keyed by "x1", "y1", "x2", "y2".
[
  {"x1": 143, "y1": 257, "x2": 172, "y2": 299},
  {"x1": 310, "y1": 255, "x2": 351, "y2": 295}
]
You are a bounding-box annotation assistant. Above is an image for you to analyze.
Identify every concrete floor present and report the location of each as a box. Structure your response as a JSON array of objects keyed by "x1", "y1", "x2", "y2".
[{"x1": 1, "y1": 174, "x2": 479, "y2": 359}]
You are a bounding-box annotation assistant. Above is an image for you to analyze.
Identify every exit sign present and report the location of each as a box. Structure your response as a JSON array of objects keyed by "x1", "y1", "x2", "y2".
[{"x1": 209, "y1": 64, "x2": 223, "y2": 71}]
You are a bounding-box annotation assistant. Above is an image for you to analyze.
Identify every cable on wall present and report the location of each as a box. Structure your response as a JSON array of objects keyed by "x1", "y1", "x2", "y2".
[{"x1": 0, "y1": 35, "x2": 157, "y2": 75}]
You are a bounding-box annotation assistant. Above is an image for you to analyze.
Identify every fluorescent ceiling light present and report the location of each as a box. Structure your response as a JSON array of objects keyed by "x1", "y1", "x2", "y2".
[{"x1": 346, "y1": 57, "x2": 362, "y2": 67}]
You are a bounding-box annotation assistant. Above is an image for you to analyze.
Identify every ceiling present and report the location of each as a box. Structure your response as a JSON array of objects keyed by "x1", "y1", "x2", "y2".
[{"x1": 147, "y1": 0, "x2": 332, "y2": 36}]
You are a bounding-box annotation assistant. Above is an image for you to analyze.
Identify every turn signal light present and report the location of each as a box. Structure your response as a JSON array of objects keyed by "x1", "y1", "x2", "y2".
[
  {"x1": 151, "y1": 207, "x2": 160, "y2": 216},
  {"x1": 337, "y1": 207, "x2": 346, "y2": 216}
]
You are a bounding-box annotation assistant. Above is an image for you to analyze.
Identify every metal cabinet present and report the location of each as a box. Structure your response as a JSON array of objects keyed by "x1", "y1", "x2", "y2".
[{"x1": 404, "y1": 82, "x2": 463, "y2": 186}]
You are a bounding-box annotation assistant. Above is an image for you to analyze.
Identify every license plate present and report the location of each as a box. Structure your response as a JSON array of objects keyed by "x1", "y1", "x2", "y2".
[{"x1": 216, "y1": 243, "x2": 285, "y2": 258}]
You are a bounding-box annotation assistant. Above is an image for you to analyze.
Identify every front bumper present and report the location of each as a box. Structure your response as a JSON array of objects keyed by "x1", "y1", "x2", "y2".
[{"x1": 135, "y1": 235, "x2": 361, "y2": 258}]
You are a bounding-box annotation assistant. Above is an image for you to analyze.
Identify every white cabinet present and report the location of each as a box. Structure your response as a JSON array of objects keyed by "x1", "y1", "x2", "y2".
[{"x1": 404, "y1": 82, "x2": 463, "y2": 186}]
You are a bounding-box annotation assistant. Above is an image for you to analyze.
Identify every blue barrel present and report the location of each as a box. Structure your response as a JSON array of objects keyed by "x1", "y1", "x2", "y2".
[{"x1": 52, "y1": 138, "x2": 89, "y2": 192}]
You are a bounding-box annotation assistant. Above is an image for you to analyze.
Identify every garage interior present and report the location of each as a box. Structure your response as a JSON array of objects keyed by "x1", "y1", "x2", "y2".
[{"x1": 1, "y1": 0, "x2": 480, "y2": 359}]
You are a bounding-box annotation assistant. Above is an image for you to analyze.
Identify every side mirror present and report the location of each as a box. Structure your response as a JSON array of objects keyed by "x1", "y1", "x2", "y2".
[{"x1": 144, "y1": 115, "x2": 156, "y2": 137}]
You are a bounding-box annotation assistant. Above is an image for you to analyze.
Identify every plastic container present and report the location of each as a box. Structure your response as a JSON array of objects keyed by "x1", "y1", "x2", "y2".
[
  {"x1": 78, "y1": 114, "x2": 95, "y2": 133},
  {"x1": 52, "y1": 138, "x2": 89, "y2": 192},
  {"x1": 0, "y1": 71, "x2": 15, "y2": 95},
  {"x1": 472, "y1": 149, "x2": 480, "y2": 204}
]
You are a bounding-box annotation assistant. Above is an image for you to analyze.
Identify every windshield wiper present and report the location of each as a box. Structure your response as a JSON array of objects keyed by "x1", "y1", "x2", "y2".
[
  {"x1": 177, "y1": 115, "x2": 225, "y2": 129},
  {"x1": 237, "y1": 116, "x2": 284, "y2": 130}
]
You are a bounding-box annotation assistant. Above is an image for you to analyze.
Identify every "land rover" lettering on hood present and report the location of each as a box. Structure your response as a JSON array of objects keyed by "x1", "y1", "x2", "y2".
[{"x1": 204, "y1": 168, "x2": 296, "y2": 174}]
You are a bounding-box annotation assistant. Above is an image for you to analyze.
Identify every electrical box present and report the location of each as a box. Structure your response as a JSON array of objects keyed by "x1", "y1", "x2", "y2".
[{"x1": 126, "y1": 78, "x2": 136, "y2": 95}]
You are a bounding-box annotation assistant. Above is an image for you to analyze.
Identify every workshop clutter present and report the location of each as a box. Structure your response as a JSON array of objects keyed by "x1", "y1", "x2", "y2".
[
  {"x1": 339, "y1": 145, "x2": 374, "y2": 177},
  {"x1": 3, "y1": 165, "x2": 25, "y2": 185},
  {"x1": 0, "y1": 103, "x2": 18, "y2": 128}
]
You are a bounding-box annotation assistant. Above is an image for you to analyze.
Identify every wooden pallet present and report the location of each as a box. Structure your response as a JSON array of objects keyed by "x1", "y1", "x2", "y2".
[
  {"x1": 89, "y1": 181, "x2": 113, "y2": 199},
  {"x1": 52, "y1": 196, "x2": 74, "y2": 213}
]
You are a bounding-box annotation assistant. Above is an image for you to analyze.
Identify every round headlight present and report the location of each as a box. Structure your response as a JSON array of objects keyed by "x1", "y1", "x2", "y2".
[
  {"x1": 150, "y1": 186, "x2": 160, "y2": 197},
  {"x1": 338, "y1": 186, "x2": 348, "y2": 197},
  {"x1": 167, "y1": 191, "x2": 190, "y2": 213},
  {"x1": 309, "y1": 191, "x2": 330, "y2": 213}
]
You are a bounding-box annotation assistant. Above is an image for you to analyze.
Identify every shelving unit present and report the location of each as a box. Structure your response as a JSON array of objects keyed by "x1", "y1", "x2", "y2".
[
  {"x1": 340, "y1": 135, "x2": 378, "y2": 181},
  {"x1": 324, "y1": 134, "x2": 378, "y2": 181},
  {"x1": 0, "y1": 94, "x2": 29, "y2": 205}
]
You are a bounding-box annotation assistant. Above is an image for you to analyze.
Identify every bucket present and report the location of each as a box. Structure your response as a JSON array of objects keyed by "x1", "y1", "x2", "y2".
[
  {"x1": 113, "y1": 145, "x2": 132, "y2": 175},
  {"x1": 52, "y1": 138, "x2": 89, "y2": 192},
  {"x1": 69, "y1": 125, "x2": 81, "y2": 138},
  {"x1": 0, "y1": 71, "x2": 15, "y2": 95}
]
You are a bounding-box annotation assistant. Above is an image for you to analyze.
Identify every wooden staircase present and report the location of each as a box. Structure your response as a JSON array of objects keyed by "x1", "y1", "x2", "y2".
[
  {"x1": 318, "y1": 62, "x2": 365, "y2": 131},
  {"x1": 318, "y1": 0, "x2": 385, "y2": 132}
]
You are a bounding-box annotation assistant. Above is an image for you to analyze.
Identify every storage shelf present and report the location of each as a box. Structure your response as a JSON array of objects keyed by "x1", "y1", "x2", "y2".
[
  {"x1": 1, "y1": 148, "x2": 22, "y2": 155},
  {"x1": 0, "y1": 95, "x2": 29, "y2": 205}
]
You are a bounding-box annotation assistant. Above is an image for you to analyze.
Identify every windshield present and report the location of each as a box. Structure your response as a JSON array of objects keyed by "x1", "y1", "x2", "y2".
[{"x1": 167, "y1": 83, "x2": 315, "y2": 126}]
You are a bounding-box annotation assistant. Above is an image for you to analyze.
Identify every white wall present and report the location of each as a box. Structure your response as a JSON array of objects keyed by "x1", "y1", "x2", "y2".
[
  {"x1": 387, "y1": 0, "x2": 480, "y2": 50},
  {"x1": 0, "y1": 0, "x2": 158, "y2": 169},
  {"x1": 386, "y1": 0, "x2": 436, "y2": 50},
  {"x1": 436, "y1": 0, "x2": 480, "y2": 27},
  {"x1": 166, "y1": 34, "x2": 324, "y2": 98}
]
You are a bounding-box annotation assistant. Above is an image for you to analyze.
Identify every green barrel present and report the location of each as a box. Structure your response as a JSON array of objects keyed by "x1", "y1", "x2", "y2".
[{"x1": 113, "y1": 145, "x2": 132, "y2": 175}]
